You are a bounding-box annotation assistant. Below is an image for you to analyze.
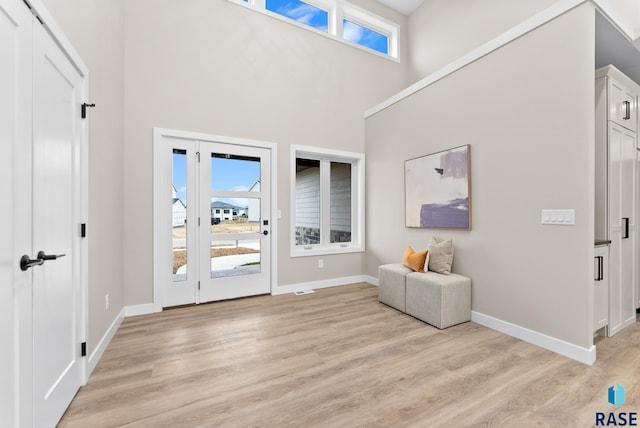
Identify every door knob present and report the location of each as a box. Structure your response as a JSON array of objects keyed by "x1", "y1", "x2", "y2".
[
  {"x1": 263, "y1": 230, "x2": 269, "y2": 235},
  {"x1": 20, "y1": 251, "x2": 66, "y2": 271},
  {"x1": 37, "y1": 251, "x2": 66, "y2": 261},
  {"x1": 20, "y1": 255, "x2": 44, "y2": 271}
]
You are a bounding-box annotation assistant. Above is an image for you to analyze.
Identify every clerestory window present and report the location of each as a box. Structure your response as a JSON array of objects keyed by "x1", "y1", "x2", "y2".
[{"x1": 229, "y1": 0, "x2": 399, "y2": 60}]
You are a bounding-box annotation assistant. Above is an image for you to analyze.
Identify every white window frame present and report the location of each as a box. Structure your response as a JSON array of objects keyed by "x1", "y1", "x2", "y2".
[
  {"x1": 227, "y1": 0, "x2": 400, "y2": 61},
  {"x1": 291, "y1": 145, "x2": 365, "y2": 257},
  {"x1": 342, "y1": 2, "x2": 398, "y2": 58}
]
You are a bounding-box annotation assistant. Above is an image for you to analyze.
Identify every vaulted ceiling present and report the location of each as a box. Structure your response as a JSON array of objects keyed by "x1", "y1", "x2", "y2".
[{"x1": 375, "y1": 0, "x2": 424, "y2": 15}]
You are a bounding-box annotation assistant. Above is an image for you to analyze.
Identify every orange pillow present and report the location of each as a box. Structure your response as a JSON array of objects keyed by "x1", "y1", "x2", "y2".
[{"x1": 402, "y1": 246, "x2": 428, "y2": 273}]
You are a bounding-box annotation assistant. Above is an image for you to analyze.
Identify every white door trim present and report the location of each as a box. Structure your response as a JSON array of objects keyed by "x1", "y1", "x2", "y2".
[{"x1": 152, "y1": 128, "x2": 278, "y2": 311}]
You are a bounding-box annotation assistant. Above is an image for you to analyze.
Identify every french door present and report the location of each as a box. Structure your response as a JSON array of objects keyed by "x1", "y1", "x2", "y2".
[
  {"x1": 199, "y1": 142, "x2": 271, "y2": 302},
  {"x1": 154, "y1": 130, "x2": 273, "y2": 308}
]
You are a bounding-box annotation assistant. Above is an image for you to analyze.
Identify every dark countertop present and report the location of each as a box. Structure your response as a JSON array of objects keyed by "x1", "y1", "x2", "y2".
[{"x1": 595, "y1": 239, "x2": 611, "y2": 246}]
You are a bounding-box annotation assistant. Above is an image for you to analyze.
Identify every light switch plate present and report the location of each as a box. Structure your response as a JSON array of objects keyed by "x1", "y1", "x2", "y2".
[{"x1": 541, "y1": 209, "x2": 575, "y2": 225}]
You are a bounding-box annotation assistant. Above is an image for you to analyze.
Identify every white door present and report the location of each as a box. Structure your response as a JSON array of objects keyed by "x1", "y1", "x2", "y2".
[
  {"x1": 1, "y1": 0, "x2": 85, "y2": 425},
  {"x1": 199, "y1": 142, "x2": 271, "y2": 302},
  {"x1": 154, "y1": 131, "x2": 273, "y2": 308},
  {"x1": 0, "y1": 0, "x2": 32, "y2": 425},
  {"x1": 608, "y1": 122, "x2": 637, "y2": 336},
  {"x1": 31, "y1": 18, "x2": 84, "y2": 427}
]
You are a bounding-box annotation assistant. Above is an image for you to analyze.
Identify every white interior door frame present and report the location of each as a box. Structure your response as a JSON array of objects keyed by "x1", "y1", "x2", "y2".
[{"x1": 153, "y1": 128, "x2": 278, "y2": 312}]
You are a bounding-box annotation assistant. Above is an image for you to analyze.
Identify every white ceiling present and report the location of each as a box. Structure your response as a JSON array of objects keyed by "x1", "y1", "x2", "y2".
[{"x1": 375, "y1": 0, "x2": 425, "y2": 15}]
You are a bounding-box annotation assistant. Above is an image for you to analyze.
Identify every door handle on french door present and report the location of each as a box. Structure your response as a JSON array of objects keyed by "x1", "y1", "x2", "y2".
[
  {"x1": 37, "y1": 251, "x2": 66, "y2": 261},
  {"x1": 20, "y1": 255, "x2": 44, "y2": 271}
]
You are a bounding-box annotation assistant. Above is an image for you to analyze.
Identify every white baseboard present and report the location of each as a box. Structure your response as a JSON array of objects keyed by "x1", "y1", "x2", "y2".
[
  {"x1": 272, "y1": 275, "x2": 370, "y2": 295},
  {"x1": 363, "y1": 275, "x2": 378, "y2": 286},
  {"x1": 87, "y1": 308, "x2": 125, "y2": 378},
  {"x1": 471, "y1": 311, "x2": 596, "y2": 365},
  {"x1": 124, "y1": 303, "x2": 156, "y2": 317}
]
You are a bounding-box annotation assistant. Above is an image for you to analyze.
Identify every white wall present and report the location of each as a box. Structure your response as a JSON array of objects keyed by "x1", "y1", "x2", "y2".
[
  {"x1": 41, "y1": 0, "x2": 125, "y2": 357},
  {"x1": 248, "y1": 181, "x2": 260, "y2": 222},
  {"x1": 406, "y1": 0, "x2": 557, "y2": 82},
  {"x1": 296, "y1": 167, "x2": 321, "y2": 231},
  {"x1": 366, "y1": 4, "x2": 595, "y2": 350},
  {"x1": 330, "y1": 162, "x2": 352, "y2": 234},
  {"x1": 123, "y1": 0, "x2": 409, "y2": 304}
]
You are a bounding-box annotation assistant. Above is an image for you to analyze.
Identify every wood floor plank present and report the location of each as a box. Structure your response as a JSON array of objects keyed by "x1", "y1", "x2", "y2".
[{"x1": 59, "y1": 284, "x2": 640, "y2": 427}]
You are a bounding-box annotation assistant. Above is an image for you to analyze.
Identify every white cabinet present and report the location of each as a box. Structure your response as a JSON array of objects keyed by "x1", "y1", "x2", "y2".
[
  {"x1": 595, "y1": 65, "x2": 639, "y2": 337},
  {"x1": 594, "y1": 245, "x2": 609, "y2": 332},
  {"x1": 608, "y1": 122, "x2": 637, "y2": 336},
  {"x1": 608, "y1": 78, "x2": 637, "y2": 132}
]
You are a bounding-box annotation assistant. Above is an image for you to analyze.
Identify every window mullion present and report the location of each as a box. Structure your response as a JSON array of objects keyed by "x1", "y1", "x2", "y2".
[
  {"x1": 333, "y1": 1, "x2": 343, "y2": 37},
  {"x1": 253, "y1": 0, "x2": 266, "y2": 9},
  {"x1": 350, "y1": 161, "x2": 356, "y2": 245},
  {"x1": 320, "y1": 159, "x2": 331, "y2": 245}
]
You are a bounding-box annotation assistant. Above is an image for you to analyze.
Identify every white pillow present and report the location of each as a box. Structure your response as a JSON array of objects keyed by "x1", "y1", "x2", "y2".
[{"x1": 427, "y1": 237, "x2": 454, "y2": 274}]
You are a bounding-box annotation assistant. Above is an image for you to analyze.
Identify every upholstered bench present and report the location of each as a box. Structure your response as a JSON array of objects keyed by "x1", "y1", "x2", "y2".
[
  {"x1": 377, "y1": 263, "x2": 413, "y2": 312},
  {"x1": 378, "y1": 263, "x2": 471, "y2": 329},
  {"x1": 406, "y1": 271, "x2": 471, "y2": 329}
]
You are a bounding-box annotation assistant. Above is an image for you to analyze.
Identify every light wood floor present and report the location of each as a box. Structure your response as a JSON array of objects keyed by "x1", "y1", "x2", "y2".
[{"x1": 59, "y1": 283, "x2": 640, "y2": 427}]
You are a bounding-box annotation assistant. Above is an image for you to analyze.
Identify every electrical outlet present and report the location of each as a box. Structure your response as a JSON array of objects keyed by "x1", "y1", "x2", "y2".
[
  {"x1": 318, "y1": 259, "x2": 324, "y2": 268},
  {"x1": 105, "y1": 294, "x2": 109, "y2": 310}
]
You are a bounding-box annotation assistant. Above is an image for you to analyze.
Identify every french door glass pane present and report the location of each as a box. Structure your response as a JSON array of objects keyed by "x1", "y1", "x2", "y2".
[
  {"x1": 211, "y1": 198, "x2": 261, "y2": 234},
  {"x1": 211, "y1": 153, "x2": 260, "y2": 192},
  {"x1": 330, "y1": 162, "x2": 352, "y2": 243},
  {"x1": 210, "y1": 150, "x2": 263, "y2": 279},
  {"x1": 172, "y1": 149, "x2": 188, "y2": 282},
  {"x1": 210, "y1": 239, "x2": 261, "y2": 278}
]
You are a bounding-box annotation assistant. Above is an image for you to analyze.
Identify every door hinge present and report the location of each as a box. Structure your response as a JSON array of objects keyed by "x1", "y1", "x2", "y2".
[
  {"x1": 196, "y1": 152, "x2": 201, "y2": 162},
  {"x1": 198, "y1": 217, "x2": 201, "y2": 226},
  {"x1": 198, "y1": 281, "x2": 201, "y2": 290},
  {"x1": 81, "y1": 103, "x2": 96, "y2": 119},
  {"x1": 81, "y1": 342, "x2": 87, "y2": 357},
  {"x1": 80, "y1": 223, "x2": 87, "y2": 238}
]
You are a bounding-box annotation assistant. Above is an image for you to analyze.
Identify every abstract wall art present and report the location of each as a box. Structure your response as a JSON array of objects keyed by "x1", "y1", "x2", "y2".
[{"x1": 405, "y1": 145, "x2": 471, "y2": 229}]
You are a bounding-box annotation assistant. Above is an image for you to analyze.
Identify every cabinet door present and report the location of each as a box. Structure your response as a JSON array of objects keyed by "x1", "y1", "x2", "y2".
[
  {"x1": 609, "y1": 78, "x2": 637, "y2": 132},
  {"x1": 594, "y1": 247, "x2": 609, "y2": 332},
  {"x1": 608, "y1": 122, "x2": 637, "y2": 336}
]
